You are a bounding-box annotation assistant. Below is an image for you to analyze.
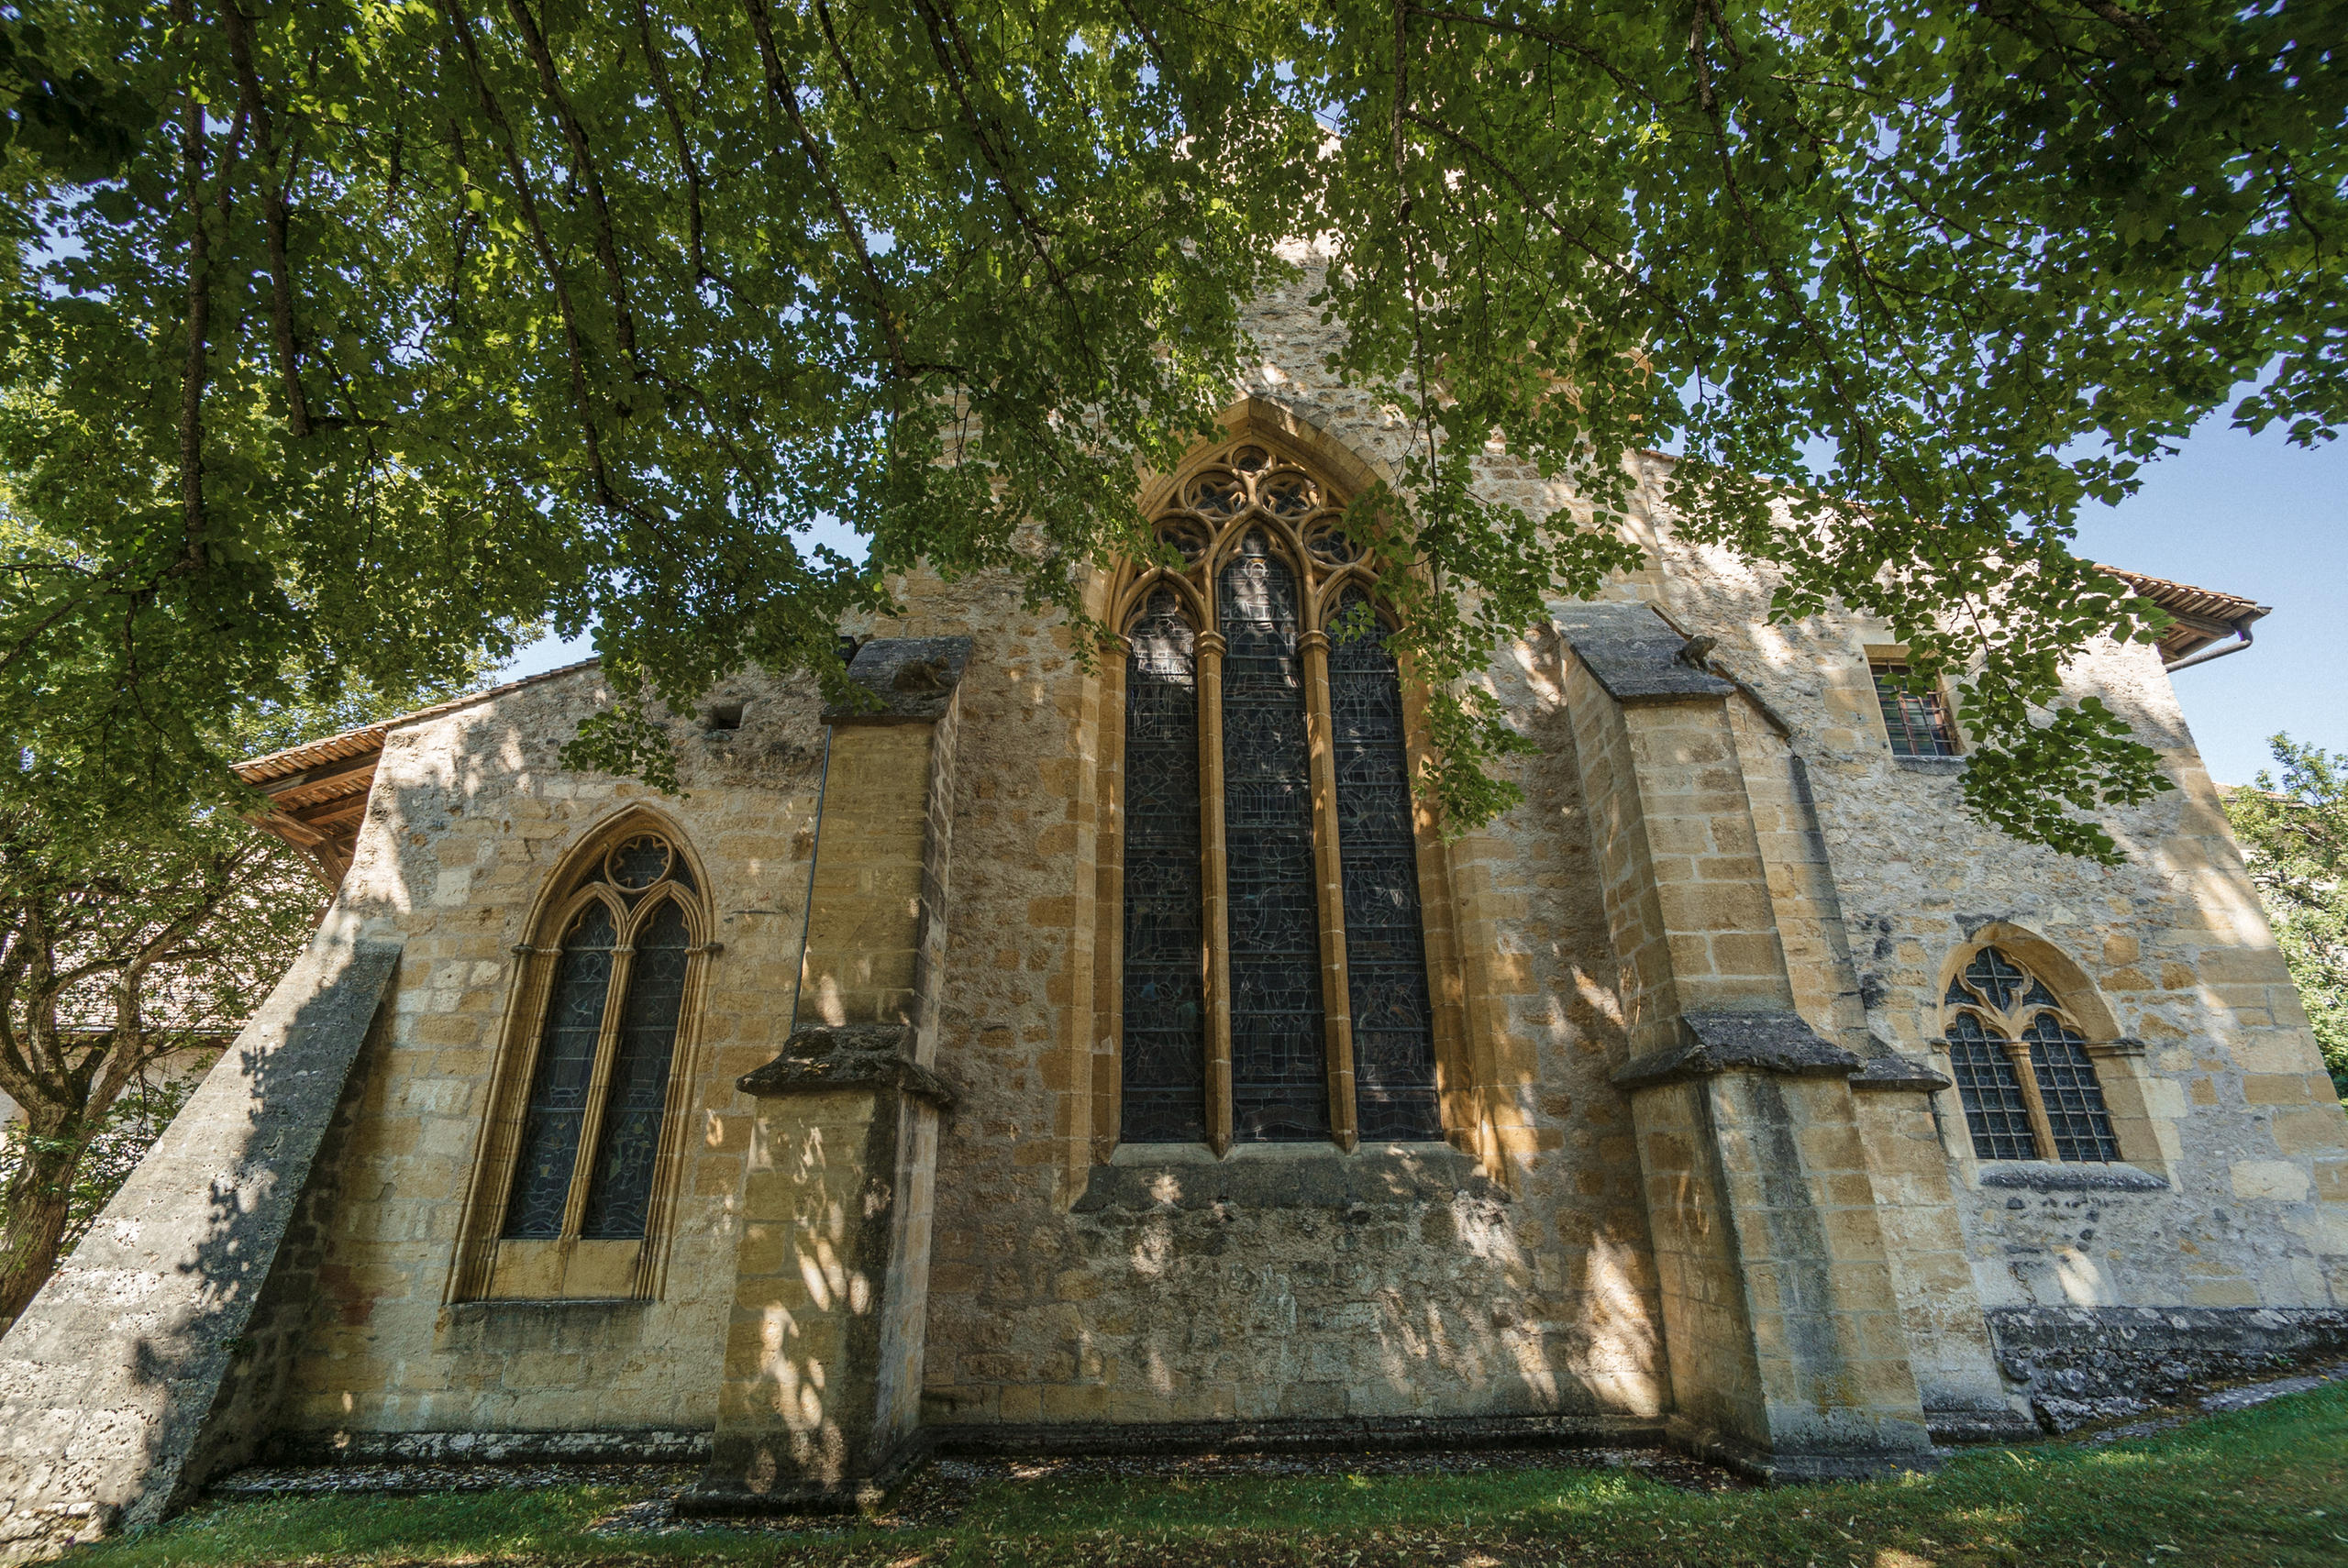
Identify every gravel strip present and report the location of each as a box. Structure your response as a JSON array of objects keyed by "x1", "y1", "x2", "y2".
[
  {"x1": 212, "y1": 1444, "x2": 1741, "y2": 1539},
  {"x1": 2079, "y1": 1358, "x2": 2348, "y2": 1446}
]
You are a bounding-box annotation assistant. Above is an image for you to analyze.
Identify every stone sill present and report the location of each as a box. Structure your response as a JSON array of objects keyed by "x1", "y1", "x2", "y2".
[
  {"x1": 1976, "y1": 1161, "x2": 2169, "y2": 1192},
  {"x1": 1077, "y1": 1143, "x2": 1501, "y2": 1214},
  {"x1": 1892, "y1": 755, "x2": 1966, "y2": 776},
  {"x1": 445, "y1": 1297, "x2": 652, "y2": 1315}
]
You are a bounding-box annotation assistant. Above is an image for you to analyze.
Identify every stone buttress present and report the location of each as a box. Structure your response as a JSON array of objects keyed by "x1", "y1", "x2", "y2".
[
  {"x1": 1553, "y1": 602, "x2": 2015, "y2": 1477},
  {"x1": 0, "y1": 939, "x2": 402, "y2": 1562},
  {"x1": 687, "y1": 638, "x2": 969, "y2": 1510}
]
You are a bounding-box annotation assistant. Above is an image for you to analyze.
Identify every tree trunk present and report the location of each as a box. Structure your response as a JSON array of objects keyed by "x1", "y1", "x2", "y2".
[{"x1": 0, "y1": 1127, "x2": 83, "y2": 1334}]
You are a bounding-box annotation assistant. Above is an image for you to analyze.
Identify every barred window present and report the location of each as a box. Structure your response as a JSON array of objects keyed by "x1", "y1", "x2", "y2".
[
  {"x1": 1873, "y1": 663, "x2": 1958, "y2": 757},
  {"x1": 1942, "y1": 944, "x2": 2120, "y2": 1164},
  {"x1": 1113, "y1": 440, "x2": 1443, "y2": 1153}
]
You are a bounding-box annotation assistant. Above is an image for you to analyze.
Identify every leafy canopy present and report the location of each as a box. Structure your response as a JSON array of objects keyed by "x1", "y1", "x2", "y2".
[
  {"x1": 1, "y1": 0, "x2": 2340, "y2": 857},
  {"x1": 2224, "y1": 735, "x2": 2348, "y2": 1101}
]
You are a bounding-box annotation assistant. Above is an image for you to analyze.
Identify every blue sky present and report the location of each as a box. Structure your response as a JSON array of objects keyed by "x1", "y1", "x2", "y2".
[
  {"x1": 2070, "y1": 416, "x2": 2346, "y2": 787},
  {"x1": 500, "y1": 417, "x2": 2344, "y2": 790}
]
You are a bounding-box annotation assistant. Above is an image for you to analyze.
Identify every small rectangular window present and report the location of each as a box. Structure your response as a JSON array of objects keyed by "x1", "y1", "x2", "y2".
[{"x1": 1872, "y1": 663, "x2": 1957, "y2": 757}]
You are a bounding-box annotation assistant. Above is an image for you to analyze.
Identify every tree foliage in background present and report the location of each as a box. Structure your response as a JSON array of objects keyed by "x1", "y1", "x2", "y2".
[
  {"x1": 0, "y1": 674, "x2": 488, "y2": 1333},
  {"x1": 0, "y1": 1069, "x2": 194, "y2": 1262},
  {"x1": 2224, "y1": 735, "x2": 2348, "y2": 1102},
  {"x1": 0, "y1": 0, "x2": 2340, "y2": 858}
]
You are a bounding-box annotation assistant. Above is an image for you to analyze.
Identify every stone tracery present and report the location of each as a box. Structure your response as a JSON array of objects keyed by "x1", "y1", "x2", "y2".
[
  {"x1": 1943, "y1": 944, "x2": 2121, "y2": 1164},
  {"x1": 1113, "y1": 438, "x2": 1442, "y2": 1151}
]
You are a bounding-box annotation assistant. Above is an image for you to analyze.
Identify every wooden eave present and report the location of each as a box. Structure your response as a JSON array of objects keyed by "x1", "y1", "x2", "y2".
[
  {"x1": 234, "y1": 658, "x2": 602, "y2": 885},
  {"x1": 2095, "y1": 567, "x2": 2270, "y2": 663}
]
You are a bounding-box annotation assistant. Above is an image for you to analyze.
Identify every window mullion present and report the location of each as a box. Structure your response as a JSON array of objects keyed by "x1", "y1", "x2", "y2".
[
  {"x1": 1300, "y1": 626, "x2": 1358, "y2": 1152},
  {"x1": 2000, "y1": 1022, "x2": 2062, "y2": 1161},
  {"x1": 1196, "y1": 628, "x2": 1235, "y2": 1156},
  {"x1": 561, "y1": 931, "x2": 637, "y2": 1238}
]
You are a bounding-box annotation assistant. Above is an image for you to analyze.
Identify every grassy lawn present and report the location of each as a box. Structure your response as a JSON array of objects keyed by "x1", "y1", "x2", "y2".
[{"x1": 68, "y1": 1382, "x2": 2347, "y2": 1568}]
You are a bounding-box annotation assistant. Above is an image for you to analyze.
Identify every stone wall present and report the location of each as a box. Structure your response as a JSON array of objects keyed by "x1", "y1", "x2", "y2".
[
  {"x1": 115, "y1": 258, "x2": 2345, "y2": 1481},
  {"x1": 273, "y1": 664, "x2": 830, "y2": 1440},
  {"x1": 1626, "y1": 463, "x2": 2348, "y2": 1316}
]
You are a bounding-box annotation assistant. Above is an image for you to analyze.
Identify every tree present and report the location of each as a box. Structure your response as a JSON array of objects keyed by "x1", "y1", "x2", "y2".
[
  {"x1": 0, "y1": 801, "x2": 315, "y2": 1329},
  {"x1": 0, "y1": 1, "x2": 2338, "y2": 858},
  {"x1": 2223, "y1": 736, "x2": 2348, "y2": 1103},
  {"x1": 0, "y1": 672, "x2": 491, "y2": 1333}
]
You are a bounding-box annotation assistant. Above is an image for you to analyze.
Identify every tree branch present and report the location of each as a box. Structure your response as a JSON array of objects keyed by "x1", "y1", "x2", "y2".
[{"x1": 222, "y1": 0, "x2": 312, "y2": 436}]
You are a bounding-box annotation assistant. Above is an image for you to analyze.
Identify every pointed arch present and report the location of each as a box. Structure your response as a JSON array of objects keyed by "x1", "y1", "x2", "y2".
[
  {"x1": 1937, "y1": 928, "x2": 2125, "y2": 1166},
  {"x1": 1091, "y1": 408, "x2": 1470, "y2": 1158},
  {"x1": 449, "y1": 807, "x2": 715, "y2": 1302}
]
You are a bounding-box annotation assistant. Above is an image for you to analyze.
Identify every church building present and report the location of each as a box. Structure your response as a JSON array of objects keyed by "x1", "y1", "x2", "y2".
[{"x1": 4, "y1": 276, "x2": 2344, "y2": 1550}]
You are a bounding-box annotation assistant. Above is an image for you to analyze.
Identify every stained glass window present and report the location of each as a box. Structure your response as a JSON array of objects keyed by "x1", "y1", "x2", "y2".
[
  {"x1": 1328, "y1": 590, "x2": 1440, "y2": 1142},
  {"x1": 1121, "y1": 591, "x2": 1208, "y2": 1143},
  {"x1": 1944, "y1": 944, "x2": 2121, "y2": 1164},
  {"x1": 2023, "y1": 1015, "x2": 2121, "y2": 1163},
  {"x1": 581, "y1": 900, "x2": 692, "y2": 1236},
  {"x1": 504, "y1": 903, "x2": 617, "y2": 1238},
  {"x1": 1219, "y1": 532, "x2": 1329, "y2": 1141},
  {"x1": 1116, "y1": 441, "x2": 1450, "y2": 1151},
  {"x1": 1946, "y1": 1012, "x2": 2037, "y2": 1161},
  {"x1": 497, "y1": 828, "x2": 703, "y2": 1261}
]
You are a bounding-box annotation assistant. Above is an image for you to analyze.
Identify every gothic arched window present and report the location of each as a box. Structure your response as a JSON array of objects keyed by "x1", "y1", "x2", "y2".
[
  {"x1": 1110, "y1": 440, "x2": 1444, "y2": 1152},
  {"x1": 1942, "y1": 945, "x2": 2121, "y2": 1164},
  {"x1": 454, "y1": 820, "x2": 712, "y2": 1300}
]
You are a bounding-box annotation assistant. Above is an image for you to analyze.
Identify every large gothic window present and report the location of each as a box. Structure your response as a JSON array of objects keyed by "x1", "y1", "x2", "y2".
[
  {"x1": 454, "y1": 820, "x2": 711, "y2": 1300},
  {"x1": 1113, "y1": 440, "x2": 1444, "y2": 1151},
  {"x1": 1942, "y1": 945, "x2": 2121, "y2": 1164}
]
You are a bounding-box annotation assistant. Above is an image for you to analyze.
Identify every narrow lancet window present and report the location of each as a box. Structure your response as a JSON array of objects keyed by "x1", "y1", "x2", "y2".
[
  {"x1": 1328, "y1": 590, "x2": 1441, "y2": 1141},
  {"x1": 504, "y1": 903, "x2": 617, "y2": 1238},
  {"x1": 1121, "y1": 590, "x2": 1208, "y2": 1142},
  {"x1": 581, "y1": 899, "x2": 692, "y2": 1236},
  {"x1": 1218, "y1": 531, "x2": 1328, "y2": 1140}
]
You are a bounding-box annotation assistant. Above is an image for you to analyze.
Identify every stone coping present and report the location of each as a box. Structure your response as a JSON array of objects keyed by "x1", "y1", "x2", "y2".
[
  {"x1": 823, "y1": 636, "x2": 974, "y2": 724},
  {"x1": 1551, "y1": 602, "x2": 1734, "y2": 704},
  {"x1": 1976, "y1": 1161, "x2": 2169, "y2": 1192},
  {"x1": 1849, "y1": 1055, "x2": 1954, "y2": 1092},
  {"x1": 736, "y1": 1023, "x2": 958, "y2": 1109},
  {"x1": 1073, "y1": 1142, "x2": 1503, "y2": 1214},
  {"x1": 1611, "y1": 1011, "x2": 1863, "y2": 1091}
]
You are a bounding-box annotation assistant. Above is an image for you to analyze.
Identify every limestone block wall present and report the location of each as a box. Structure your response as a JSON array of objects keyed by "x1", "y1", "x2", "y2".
[
  {"x1": 252, "y1": 255, "x2": 2344, "y2": 1456},
  {"x1": 276, "y1": 665, "x2": 830, "y2": 1439},
  {"x1": 870, "y1": 568, "x2": 1676, "y2": 1427},
  {"x1": 878, "y1": 274, "x2": 1678, "y2": 1430},
  {"x1": 1627, "y1": 463, "x2": 2348, "y2": 1317}
]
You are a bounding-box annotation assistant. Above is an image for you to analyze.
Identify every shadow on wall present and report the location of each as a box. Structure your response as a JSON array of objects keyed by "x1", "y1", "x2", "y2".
[{"x1": 1049, "y1": 1147, "x2": 1668, "y2": 1424}]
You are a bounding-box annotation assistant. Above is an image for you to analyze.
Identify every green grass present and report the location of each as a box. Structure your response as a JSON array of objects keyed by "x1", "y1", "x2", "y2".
[{"x1": 67, "y1": 1381, "x2": 2348, "y2": 1568}]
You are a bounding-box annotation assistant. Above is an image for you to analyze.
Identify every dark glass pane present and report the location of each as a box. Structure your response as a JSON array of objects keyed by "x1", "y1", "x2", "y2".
[
  {"x1": 1947, "y1": 1012, "x2": 2037, "y2": 1161},
  {"x1": 1329, "y1": 590, "x2": 1441, "y2": 1142},
  {"x1": 1872, "y1": 664, "x2": 1956, "y2": 756},
  {"x1": 1219, "y1": 533, "x2": 1328, "y2": 1141},
  {"x1": 1121, "y1": 590, "x2": 1208, "y2": 1143},
  {"x1": 2024, "y1": 1015, "x2": 2121, "y2": 1163},
  {"x1": 1960, "y1": 946, "x2": 2030, "y2": 1013},
  {"x1": 581, "y1": 900, "x2": 692, "y2": 1238},
  {"x1": 503, "y1": 903, "x2": 618, "y2": 1238}
]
